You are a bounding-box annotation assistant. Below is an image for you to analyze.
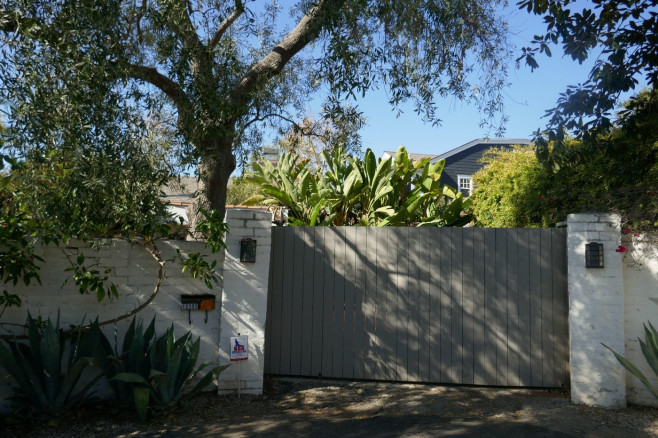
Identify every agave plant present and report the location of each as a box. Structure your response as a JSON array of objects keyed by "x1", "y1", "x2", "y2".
[
  {"x1": 0, "y1": 312, "x2": 104, "y2": 420},
  {"x1": 111, "y1": 323, "x2": 229, "y2": 420},
  {"x1": 94, "y1": 317, "x2": 156, "y2": 416},
  {"x1": 604, "y1": 321, "x2": 658, "y2": 400}
]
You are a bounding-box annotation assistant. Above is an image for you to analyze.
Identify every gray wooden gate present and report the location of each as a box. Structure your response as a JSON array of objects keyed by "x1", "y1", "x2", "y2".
[{"x1": 264, "y1": 227, "x2": 568, "y2": 387}]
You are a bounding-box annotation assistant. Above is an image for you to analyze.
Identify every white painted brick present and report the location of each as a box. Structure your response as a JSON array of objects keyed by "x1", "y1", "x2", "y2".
[{"x1": 568, "y1": 213, "x2": 626, "y2": 408}]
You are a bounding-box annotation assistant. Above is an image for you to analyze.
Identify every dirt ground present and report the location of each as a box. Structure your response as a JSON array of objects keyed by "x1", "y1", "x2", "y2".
[{"x1": 3, "y1": 377, "x2": 658, "y2": 437}]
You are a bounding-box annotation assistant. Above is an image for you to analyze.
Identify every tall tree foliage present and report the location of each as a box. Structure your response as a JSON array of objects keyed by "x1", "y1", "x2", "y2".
[
  {"x1": 471, "y1": 91, "x2": 658, "y2": 230},
  {"x1": 0, "y1": 0, "x2": 511, "y2": 219},
  {"x1": 518, "y1": 0, "x2": 658, "y2": 163}
]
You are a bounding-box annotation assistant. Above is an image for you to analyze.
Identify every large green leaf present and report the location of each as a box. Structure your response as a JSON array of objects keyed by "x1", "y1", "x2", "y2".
[{"x1": 603, "y1": 343, "x2": 658, "y2": 399}]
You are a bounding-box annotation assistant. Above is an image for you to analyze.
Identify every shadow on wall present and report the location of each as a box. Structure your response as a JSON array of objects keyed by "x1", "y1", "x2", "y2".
[{"x1": 623, "y1": 233, "x2": 658, "y2": 407}]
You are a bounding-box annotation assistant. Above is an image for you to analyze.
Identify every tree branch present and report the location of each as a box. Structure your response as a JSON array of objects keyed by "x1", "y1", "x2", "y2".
[
  {"x1": 232, "y1": 0, "x2": 342, "y2": 107},
  {"x1": 171, "y1": 0, "x2": 205, "y2": 54},
  {"x1": 121, "y1": 62, "x2": 191, "y2": 109},
  {"x1": 208, "y1": 0, "x2": 244, "y2": 50}
]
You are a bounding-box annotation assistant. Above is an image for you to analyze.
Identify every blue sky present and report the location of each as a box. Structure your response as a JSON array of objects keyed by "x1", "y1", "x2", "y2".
[{"x1": 294, "y1": 2, "x2": 643, "y2": 159}]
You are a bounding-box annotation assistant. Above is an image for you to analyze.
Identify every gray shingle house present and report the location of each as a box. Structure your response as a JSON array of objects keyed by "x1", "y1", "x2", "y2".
[{"x1": 383, "y1": 138, "x2": 532, "y2": 197}]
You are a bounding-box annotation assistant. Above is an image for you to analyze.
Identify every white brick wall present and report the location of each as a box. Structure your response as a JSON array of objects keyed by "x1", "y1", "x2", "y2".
[
  {"x1": 623, "y1": 234, "x2": 658, "y2": 407},
  {"x1": 217, "y1": 209, "x2": 272, "y2": 395},
  {"x1": 0, "y1": 238, "x2": 224, "y2": 408},
  {"x1": 567, "y1": 213, "x2": 627, "y2": 408}
]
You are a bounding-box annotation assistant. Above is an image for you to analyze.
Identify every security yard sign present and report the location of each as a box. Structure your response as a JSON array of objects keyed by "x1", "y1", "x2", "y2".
[{"x1": 230, "y1": 335, "x2": 249, "y2": 361}]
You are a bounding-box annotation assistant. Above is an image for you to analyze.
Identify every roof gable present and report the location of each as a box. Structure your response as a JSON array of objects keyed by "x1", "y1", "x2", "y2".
[{"x1": 430, "y1": 138, "x2": 532, "y2": 163}]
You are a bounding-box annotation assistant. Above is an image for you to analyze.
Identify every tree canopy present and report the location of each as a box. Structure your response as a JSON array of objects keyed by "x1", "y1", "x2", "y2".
[
  {"x1": 0, "y1": 0, "x2": 512, "y2": 219},
  {"x1": 470, "y1": 91, "x2": 658, "y2": 230},
  {"x1": 518, "y1": 0, "x2": 658, "y2": 162}
]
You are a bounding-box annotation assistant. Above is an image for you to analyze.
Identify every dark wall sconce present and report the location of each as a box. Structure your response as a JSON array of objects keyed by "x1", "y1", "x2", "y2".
[
  {"x1": 585, "y1": 242, "x2": 604, "y2": 268},
  {"x1": 240, "y1": 238, "x2": 257, "y2": 263}
]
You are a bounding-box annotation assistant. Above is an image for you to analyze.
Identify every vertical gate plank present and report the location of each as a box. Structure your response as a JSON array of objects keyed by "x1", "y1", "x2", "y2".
[
  {"x1": 529, "y1": 230, "x2": 543, "y2": 386},
  {"x1": 396, "y1": 228, "x2": 410, "y2": 381},
  {"x1": 450, "y1": 228, "x2": 464, "y2": 383},
  {"x1": 483, "y1": 229, "x2": 498, "y2": 385},
  {"x1": 267, "y1": 227, "x2": 285, "y2": 374},
  {"x1": 552, "y1": 229, "x2": 569, "y2": 386},
  {"x1": 439, "y1": 229, "x2": 453, "y2": 382},
  {"x1": 407, "y1": 228, "x2": 420, "y2": 382},
  {"x1": 364, "y1": 227, "x2": 379, "y2": 380},
  {"x1": 331, "y1": 228, "x2": 346, "y2": 378},
  {"x1": 321, "y1": 227, "x2": 335, "y2": 378},
  {"x1": 353, "y1": 226, "x2": 368, "y2": 380},
  {"x1": 507, "y1": 229, "x2": 521, "y2": 386},
  {"x1": 371, "y1": 227, "x2": 388, "y2": 381},
  {"x1": 380, "y1": 229, "x2": 397, "y2": 381},
  {"x1": 494, "y1": 228, "x2": 508, "y2": 386},
  {"x1": 517, "y1": 228, "x2": 532, "y2": 386},
  {"x1": 429, "y1": 229, "x2": 442, "y2": 382},
  {"x1": 300, "y1": 228, "x2": 315, "y2": 376},
  {"x1": 290, "y1": 228, "x2": 305, "y2": 375},
  {"x1": 311, "y1": 228, "x2": 325, "y2": 377},
  {"x1": 472, "y1": 228, "x2": 487, "y2": 385},
  {"x1": 418, "y1": 227, "x2": 431, "y2": 382},
  {"x1": 279, "y1": 227, "x2": 295, "y2": 374},
  {"x1": 343, "y1": 227, "x2": 357, "y2": 379},
  {"x1": 462, "y1": 228, "x2": 475, "y2": 385},
  {"x1": 541, "y1": 229, "x2": 555, "y2": 385}
]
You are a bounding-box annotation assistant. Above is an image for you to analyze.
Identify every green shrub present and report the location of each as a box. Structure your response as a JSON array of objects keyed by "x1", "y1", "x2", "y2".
[{"x1": 470, "y1": 145, "x2": 555, "y2": 228}]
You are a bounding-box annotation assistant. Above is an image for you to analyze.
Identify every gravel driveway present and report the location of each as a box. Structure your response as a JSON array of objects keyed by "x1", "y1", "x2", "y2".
[{"x1": 3, "y1": 377, "x2": 658, "y2": 437}]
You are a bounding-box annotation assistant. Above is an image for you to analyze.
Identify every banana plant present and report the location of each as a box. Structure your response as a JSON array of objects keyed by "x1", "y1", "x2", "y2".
[
  {"x1": 321, "y1": 147, "x2": 364, "y2": 225},
  {"x1": 244, "y1": 152, "x2": 331, "y2": 226},
  {"x1": 246, "y1": 145, "x2": 471, "y2": 227},
  {"x1": 355, "y1": 149, "x2": 396, "y2": 225},
  {"x1": 0, "y1": 312, "x2": 104, "y2": 421}
]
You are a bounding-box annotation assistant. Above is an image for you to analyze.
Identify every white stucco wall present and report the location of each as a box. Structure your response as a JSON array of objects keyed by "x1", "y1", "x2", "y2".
[{"x1": 623, "y1": 235, "x2": 658, "y2": 407}]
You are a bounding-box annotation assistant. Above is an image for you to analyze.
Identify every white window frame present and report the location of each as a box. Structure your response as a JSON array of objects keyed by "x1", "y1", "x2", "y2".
[{"x1": 457, "y1": 175, "x2": 473, "y2": 197}]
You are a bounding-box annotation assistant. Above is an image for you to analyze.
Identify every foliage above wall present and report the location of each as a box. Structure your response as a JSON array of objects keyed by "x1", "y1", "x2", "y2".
[
  {"x1": 470, "y1": 91, "x2": 658, "y2": 231},
  {"x1": 0, "y1": 148, "x2": 226, "y2": 335},
  {"x1": 244, "y1": 146, "x2": 471, "y2": 227}
]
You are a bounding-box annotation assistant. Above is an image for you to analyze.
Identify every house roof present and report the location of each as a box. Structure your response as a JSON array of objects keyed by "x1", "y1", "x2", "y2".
[
  {"x1": 162, "y1": 176, "x2": 200, "y2": 206},
  {"x1": 430, "y1": 138, "x2": 532, "y2": 163},
  {"x1": 381, "y1": 151, "x2": 438, "y2": 162}
]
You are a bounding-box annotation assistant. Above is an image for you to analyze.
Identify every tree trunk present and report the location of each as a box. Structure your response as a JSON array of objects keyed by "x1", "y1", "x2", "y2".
[
  {"x1": 203, "y1": 137, "x2": 236, "y2": 218},
  {"x1": 187, "y1": 136, "x2": 236, "y2": 237}
]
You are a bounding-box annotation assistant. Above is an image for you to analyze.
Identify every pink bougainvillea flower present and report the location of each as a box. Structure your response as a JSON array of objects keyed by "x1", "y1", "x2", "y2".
[
  {"x1": 622, "y1": 227, "x2": 632, "y2": 234},
  {"x1": 540, "y1": 195, "x2": 545, "y2": 200},
  {"x1": 615, "y1": 245, "x2": 627, "y2": 253},
  {"x1": 548, "y1": 197, "x2": 555, "y2": 203},
  {"x1": 633, "y1": 233, "x2": 639, "y2": 237}
]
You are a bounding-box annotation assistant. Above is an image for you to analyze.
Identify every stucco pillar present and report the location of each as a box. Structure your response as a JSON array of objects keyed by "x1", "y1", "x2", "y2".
[
  {"x1": 217, "y1": 209, "x2": 272, "y2": 395},
  {"x1": 567, "y1": 213, "x2": 626, "y2": 408}
]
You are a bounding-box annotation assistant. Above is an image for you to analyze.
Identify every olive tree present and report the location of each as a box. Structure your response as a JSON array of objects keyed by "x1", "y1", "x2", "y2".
[{"x1": 0, "y1": 0, "x2": 512, "y2": 219}]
